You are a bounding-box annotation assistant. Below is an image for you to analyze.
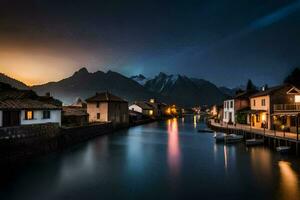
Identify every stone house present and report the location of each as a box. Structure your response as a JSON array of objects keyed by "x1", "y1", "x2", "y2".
[{"x1": 86, "y1": 92, "x2": 129, "y2": 125}]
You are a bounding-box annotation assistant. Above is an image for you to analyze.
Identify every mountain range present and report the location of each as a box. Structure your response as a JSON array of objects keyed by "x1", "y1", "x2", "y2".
[{"x1": 0, "y1": 68, "x2": 232, "y2": 107}]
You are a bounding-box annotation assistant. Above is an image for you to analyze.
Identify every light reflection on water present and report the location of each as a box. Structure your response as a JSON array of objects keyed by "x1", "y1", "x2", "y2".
[
  {"x1": 1, "y1": 115, "x2": 300, "y2": 200},
  {"x1": 278, "y1": 161, "x2": 300, "y2": 200},
  {"x1": 167, "y1": 118, "x2": 180, "y2": 176}
]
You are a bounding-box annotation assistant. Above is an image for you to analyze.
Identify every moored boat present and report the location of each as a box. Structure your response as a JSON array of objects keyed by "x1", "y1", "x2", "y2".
[
  {"x1": 276, "y1": 146, "x2": 291, "y2": 153},
  {"x1": 214, "y1": 133, "x2": 227, "y2": 142},
  {"x1": 225, "y1": 134, "x2": 244, "y2": 143}
]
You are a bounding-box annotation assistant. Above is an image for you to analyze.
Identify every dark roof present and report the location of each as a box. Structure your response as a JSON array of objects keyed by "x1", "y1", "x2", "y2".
[
  {"x1": 234, "y1": 91, "x2": 253, "y2": 100},
  {"x1": 131, "y1": 101, "x2": 153, "y2": 110},
  {"x1": 250, "y1": 85, "x2": 288, "y2": 98},
  {"x1": 86, "y1": 92, "x2": 127, "y2": 103},
  {"x1": 0, "y1": 90, "x2": 37, "y2": 101},
  {"x1": 63, "y1": 107, "x2": 88, "y2": 116},
  {"x1": 0, "y1": 99, "x2": 60, "y2": 110}
]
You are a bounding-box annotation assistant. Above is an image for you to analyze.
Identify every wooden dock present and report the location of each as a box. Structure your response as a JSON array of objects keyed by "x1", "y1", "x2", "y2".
[{"x1": 208, "y1": 120, "x2": 300, "y2": 155}]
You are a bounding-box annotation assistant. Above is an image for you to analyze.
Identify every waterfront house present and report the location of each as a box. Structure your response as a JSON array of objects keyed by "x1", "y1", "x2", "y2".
[
  {"x1": 210, "y1": 104, "x2": 223, "y2": 123},
  {"x1": 223, "y1": 99, "x2": 234, "y2": 124},
  {"x1": 129, "y1": 101, "x2": 154, "y2": 117},
  {"x1": 0, "y1": 99, "x2": 62, "y2": 127},
  {"x1": 210, "y1": 105, "x2": 218, "y2": 117},
  {"x1": 223, "y1": 91, "x2": 254, "y2": 125},
  {"x1": 62, "y1": 106, "x2": 89, "y2": 127},
  {"x1": 86, "y1": 92, "x2": 129, "y2": 125},
  {"x1": 250, "y1": 84, "x2": 300, "y2": 132},
  {"x1": 0, "y1": 83, "x2": 62, "y2": 128}
]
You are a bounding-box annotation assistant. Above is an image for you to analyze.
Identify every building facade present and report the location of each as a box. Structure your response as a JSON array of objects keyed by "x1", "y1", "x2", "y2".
[
  {"x1": 223, "y1": 99, "x2": 234, "y2": 123},
  {"x1": 86, "y1": 92, "x2": 129, "y2": 125},
  {"x1": 250, "y1": 85, "x2": 300, "y2": 132},
  {"x1": 0, "y1": 99, "x2": 61, "y2": 127},
  {"x1": 129, "y1": 102, "x2": 154, "y2": 116}
]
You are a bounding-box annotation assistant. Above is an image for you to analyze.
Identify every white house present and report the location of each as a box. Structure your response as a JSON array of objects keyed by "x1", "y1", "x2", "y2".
[
  {"x1": 129, "y1": 101, "x2": 154, "y2": 116},
  {"x1": 223, "y1": 99, "x2": 234, "y2": 123},
  {"x1": 0, "y1": 99, "x2": 61, "y2": 127}
]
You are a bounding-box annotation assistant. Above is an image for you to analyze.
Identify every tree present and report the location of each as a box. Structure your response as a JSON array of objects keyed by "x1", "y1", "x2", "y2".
[
  {"x1": 246, "y1": 79, "x2": 256, "y2": 92},
  {"x1": 284, "y1": 67, "x2": 300, "y2": 87}
]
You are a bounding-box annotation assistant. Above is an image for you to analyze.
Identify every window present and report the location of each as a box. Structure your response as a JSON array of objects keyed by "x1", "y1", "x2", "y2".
[
  {"x1": 97, "y1": 113, "x2": 100, "y2": 119},
  {"x1": 230, "y1": 101, "x2": 233, "y2": 108},
  {"x1": 253, "y1": 100, "x2": 256, "y2": 107},
  {"x1": 256, "y1": 114, "x2": 260, "y2": 122},
  {"x1": 261, "y1": 99, "x2": 266, "y2": 106},
  {"x1": 43, "y1": 110, "x2": 51, "y2": 119},
  {"x1": 96, "y1": 102, "x2": 100, "y2": 108},
  {"x1": 295, "y1": 95, "x2": 300, "y2": 103},
  {"x1": 25, "y1": 110, "x2": 34, "y2": 120}
]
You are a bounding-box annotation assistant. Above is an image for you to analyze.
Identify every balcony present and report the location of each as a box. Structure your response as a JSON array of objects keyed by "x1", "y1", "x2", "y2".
[{"x1": 274, "y1": 104, "x2": 300, "y2": 111}]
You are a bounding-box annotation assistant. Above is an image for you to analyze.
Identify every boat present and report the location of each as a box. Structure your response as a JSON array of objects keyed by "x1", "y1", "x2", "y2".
[
  {"x1": 276, "y1": 146, "x2": 291, "y2": 153},
  {"x1": 225, "y1": 134, "x2": 244, "y2": 143},
  {"x1": 245, "y1": 139, "x2": 264, "y2": 146},
  {"x1": 214, "y1": 133, "x2": 227, "y2": 142},
  {"x1": 214, "y1": 133, "x2": 243, "y2": 143},
  {"x1": 198, "y1": 129, "x2": 214, "y2": 133}
]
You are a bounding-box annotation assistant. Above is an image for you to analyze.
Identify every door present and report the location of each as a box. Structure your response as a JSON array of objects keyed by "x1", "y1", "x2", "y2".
[{"x1": 2, "y1": 111, "x2": 20, "y2": 127}]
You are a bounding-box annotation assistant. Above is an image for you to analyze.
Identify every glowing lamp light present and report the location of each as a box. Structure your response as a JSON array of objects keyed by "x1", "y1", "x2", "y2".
[
  {"x1": 149, "y1": 110, "x2": 153, "y2": 115},
  {"x1": 262, "y1": 113, "x2": 266, "y2": 122}
]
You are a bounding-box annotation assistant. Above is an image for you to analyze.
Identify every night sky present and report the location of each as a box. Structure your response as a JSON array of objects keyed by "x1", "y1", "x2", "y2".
[{"x1": 0, "y1": 0, "x2": 300, "y2": 87}]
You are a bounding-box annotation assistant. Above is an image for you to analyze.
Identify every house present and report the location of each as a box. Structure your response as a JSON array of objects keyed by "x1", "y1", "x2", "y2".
[
  {"x1": 62, "y1": 106, "x2": 89, "y2": 127},
  {"x1": 210, "y1": 104, "x2": 223, "y2": 123},
  {"x1": 0, "y1": 83, "x2": 62, "y2": 127},
  {"x1": 223, "y1": 99, "x2": 234, "y2": 124},
  {"x1": 250, "y1": 84, "x2": 300, "y2": 132},
  {"x1": 223, "y1": 91, "x2": 254, "y2": 124},
  {"x1": 210, "y1": 105, "x2": 218, "y2": 117},
  {"x1": 129, "y1": 101, "x2": 154, "y2": 117},
  {"x1": 86, "y1": 92, "x2": 129, "y2": 125}
]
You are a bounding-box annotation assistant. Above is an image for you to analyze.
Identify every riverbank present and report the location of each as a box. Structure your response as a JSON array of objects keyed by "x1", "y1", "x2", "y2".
[
  {"x1": 0, "y1": 118, "x2": 161, "y2": 165},
  {"x1": 208, "y1": 120, "x2": 300, "y2": 155}
]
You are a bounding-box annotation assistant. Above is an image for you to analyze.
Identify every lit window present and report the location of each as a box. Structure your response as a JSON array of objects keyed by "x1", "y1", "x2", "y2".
[
  {"x1": 295, "y1": 95, "x2": 300, "y2": 103},
  {"x1": 25, "y1": 110, "x2": 34, "y2": 120}
]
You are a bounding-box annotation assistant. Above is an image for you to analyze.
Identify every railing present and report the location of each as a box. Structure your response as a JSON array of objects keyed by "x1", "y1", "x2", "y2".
[{"x1": 274, "y1": 104, "x2": 300, "y2": 111}]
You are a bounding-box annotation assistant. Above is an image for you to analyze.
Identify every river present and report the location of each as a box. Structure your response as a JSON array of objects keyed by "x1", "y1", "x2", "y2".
[{"x1": 1, "y1": 115, "x2": 300, "y2": 200}]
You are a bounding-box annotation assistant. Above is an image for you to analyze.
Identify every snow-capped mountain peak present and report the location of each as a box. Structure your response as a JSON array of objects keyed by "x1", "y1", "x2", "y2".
[{"x1": 130, "y1": 74, "x2": 149, "y2": 85}]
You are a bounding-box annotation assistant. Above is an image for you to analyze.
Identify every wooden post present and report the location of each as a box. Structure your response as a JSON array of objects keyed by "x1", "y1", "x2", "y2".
[
  {"x1": 297, "y1": 114, "x2": 299, "y2": 141},
  {"x1": 249, "y1": 113, "x2": 252, "y2": 133}
]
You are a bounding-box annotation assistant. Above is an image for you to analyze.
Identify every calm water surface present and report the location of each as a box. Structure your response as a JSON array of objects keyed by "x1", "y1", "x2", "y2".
[{"x1": 1, "y1": 116, "x2": 300, "y2": 200}]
